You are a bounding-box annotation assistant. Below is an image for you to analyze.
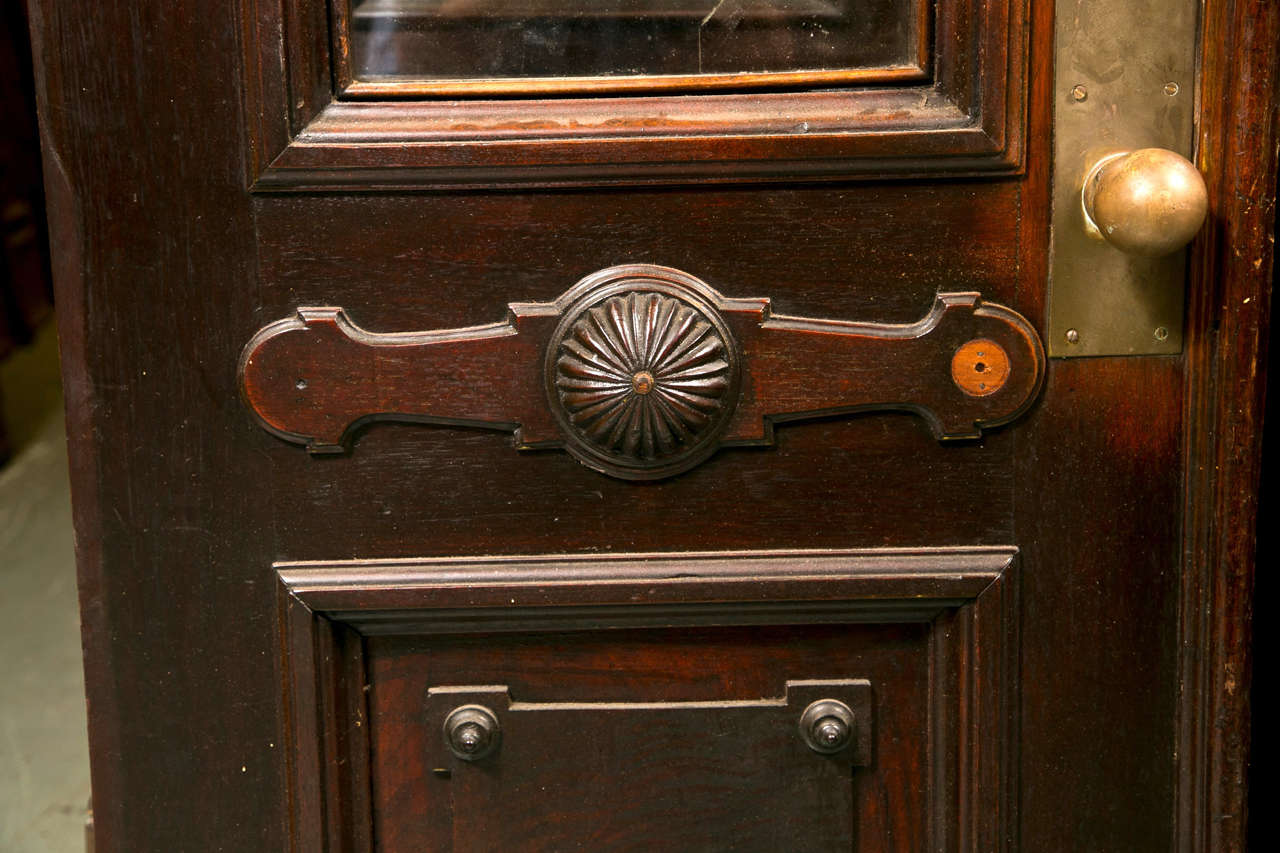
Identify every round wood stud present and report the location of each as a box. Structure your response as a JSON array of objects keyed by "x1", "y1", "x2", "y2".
[{"x1": 951, "y1": 339, "x2": 1010, "y2": 397}]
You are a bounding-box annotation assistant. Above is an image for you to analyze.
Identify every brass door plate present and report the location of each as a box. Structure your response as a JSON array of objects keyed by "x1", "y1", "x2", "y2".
[{"x1": 1048, "y1": 0, "x2": 1199, "y2": 357}]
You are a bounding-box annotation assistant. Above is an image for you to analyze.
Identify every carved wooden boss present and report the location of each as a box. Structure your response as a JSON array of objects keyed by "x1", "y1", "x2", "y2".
[{"x1": 239, "y1": 265, "x2": 1045, "y2": 479}]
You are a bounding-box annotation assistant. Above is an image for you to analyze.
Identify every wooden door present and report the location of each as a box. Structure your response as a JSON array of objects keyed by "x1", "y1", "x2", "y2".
[{"x1": 28, "y1": 1, "x2": 1275, "y2": 850}]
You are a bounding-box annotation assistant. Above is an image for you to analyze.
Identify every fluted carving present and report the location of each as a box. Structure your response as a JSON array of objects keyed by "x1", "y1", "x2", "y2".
[{"x1": 553, "y1": 292, "x2": 733, "y2": 470}]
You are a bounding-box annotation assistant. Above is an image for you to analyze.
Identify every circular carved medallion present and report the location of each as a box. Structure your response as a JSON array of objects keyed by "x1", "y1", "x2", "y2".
[{"x1": 549, "y1": 276, "x2": 740, "y2": 480}]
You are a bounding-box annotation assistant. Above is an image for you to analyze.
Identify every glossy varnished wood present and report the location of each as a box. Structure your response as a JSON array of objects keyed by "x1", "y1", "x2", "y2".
[
  {"x1": 1015, "y1": 359, "x2": 1184, "y2": 850},
  {"x1": 26, "y1": 0, "x2": 1274, "y2": 849}
]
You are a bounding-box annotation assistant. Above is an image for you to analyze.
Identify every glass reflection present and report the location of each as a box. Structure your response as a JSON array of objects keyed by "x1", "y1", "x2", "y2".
[{"x1": 351, "y1": 0, "x2": 916, "y2": 84}]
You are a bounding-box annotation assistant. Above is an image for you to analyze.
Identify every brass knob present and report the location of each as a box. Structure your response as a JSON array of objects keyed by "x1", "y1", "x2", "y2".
[
  {"x1": 1082, "y1": 148, "x2": 1208, "y2": 256},
  {"x1": 444, "y1": 705, "x2": 501, "y2": 761},
  {"x1": 799, "y1": 699, "x2": 855, "y2": 754}
]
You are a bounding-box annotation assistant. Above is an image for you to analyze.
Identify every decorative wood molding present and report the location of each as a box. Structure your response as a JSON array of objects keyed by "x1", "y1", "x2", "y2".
[
  {"x1": 276, "y1": 546, "x2": 1019, "y2": 852},
  {"x1": 278, "y1": 546, "x2": 1016, "y2": 625},
  {"x1": 239, "y1": 264, "x2": 1044, "y2": 479},
  {"x1": 243, "y1": 0, "x2": 1028, "y2": 189}
]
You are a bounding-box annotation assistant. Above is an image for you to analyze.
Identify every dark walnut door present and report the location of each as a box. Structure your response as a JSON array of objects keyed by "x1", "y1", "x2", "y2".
[{"x1": 31, "y1": 0, "x2": 1275, "y2": 851}]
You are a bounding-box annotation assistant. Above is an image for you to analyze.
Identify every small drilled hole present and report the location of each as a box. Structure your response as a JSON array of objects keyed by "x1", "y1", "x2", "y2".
[
  {"x1": 974, "y1": 362, "x2": 987, "y2": 373},
  {"x1": 295, "y1": 379, "x2": 308, "y2": 390}
]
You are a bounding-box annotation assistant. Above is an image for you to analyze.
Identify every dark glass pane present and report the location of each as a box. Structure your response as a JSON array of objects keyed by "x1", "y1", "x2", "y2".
[{"x1": 350, "y1": 0, "x2": 921, "y2": 85}]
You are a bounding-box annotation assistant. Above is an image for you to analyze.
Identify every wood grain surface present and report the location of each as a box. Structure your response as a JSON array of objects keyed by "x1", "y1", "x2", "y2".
[{"x1": 25, "y1": 0, "x2": 1274, "y2": 848}]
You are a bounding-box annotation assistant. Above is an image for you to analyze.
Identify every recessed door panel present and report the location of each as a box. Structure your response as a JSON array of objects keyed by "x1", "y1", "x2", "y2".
[{"x1": 278, "y1": 549, "x2": 1018, "y2": 851}]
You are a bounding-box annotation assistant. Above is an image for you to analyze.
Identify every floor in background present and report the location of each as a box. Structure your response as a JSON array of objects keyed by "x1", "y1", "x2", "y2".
[{"x1": 0, "y1": 322, "x2": 91, "y2": 853}]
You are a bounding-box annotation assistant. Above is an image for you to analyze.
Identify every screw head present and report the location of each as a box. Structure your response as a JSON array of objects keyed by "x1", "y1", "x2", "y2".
[
  {"x1": 631, "y1": 370, "x2": 656, "y2": 395},
  {"x1": 1065, "y1": 328, "x2": 1080, "y2": 344},
  {"x1": 1164, "y1": 82, "x2": 1180, "y2": 96},
  {"x1": 815, "y1": 717, "x2": 850, "y2": 749},
  {"x1": 1070, "y1": 84, "x2": 1088, "y2": 102},
  {"x1": 1154, "y1": 326, "x2": 1170, "y2": 341},
  {"x1": 444, "y1": 705, "x2": 501, "y2": 761},
  {"x1": 799, "y1": 699, "x2": 856, "y2": 754},
  {"x1": 454, "y1": 722, "x2": 485, "y2": 753}
]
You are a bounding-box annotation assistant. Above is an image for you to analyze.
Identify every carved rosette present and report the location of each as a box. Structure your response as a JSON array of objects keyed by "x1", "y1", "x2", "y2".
[{"x1": 550, "y1": 288, "x2": 740, "y2": 479}]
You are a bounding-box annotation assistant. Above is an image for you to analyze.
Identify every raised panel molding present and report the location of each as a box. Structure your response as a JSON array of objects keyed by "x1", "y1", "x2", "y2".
[
  {"x1": 243, "y1": 0, "x2": 1029, "y2": 190},
  {"x1": 277, "y1": 546, "x2": 1020, "y2": 851}
]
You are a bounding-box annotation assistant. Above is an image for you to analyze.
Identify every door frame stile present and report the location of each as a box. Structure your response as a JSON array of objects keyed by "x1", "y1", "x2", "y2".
[{"x1": 1178, "y1": 0, "x2": 1280, "y2": 849}]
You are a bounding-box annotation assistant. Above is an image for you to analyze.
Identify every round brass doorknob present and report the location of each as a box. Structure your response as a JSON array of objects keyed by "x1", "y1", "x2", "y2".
[{"x1": 1082, "y1": 148, "x2": 1208, "y2": 256}]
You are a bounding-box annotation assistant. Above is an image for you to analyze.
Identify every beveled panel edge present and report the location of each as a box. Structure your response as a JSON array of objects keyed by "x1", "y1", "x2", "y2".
[
  {"x1": 244, "y1": 0, "x2": 1027, "y2": 190},
  {"x1": 276, "y1": 545, "x2": 1017, "y2": 630},
  {"x1": 253, "y1": 96, "x2": 1009, "y2": 192},
  {"x1": 926, "y1": 549, "x2": 1020, "y2": 851}
]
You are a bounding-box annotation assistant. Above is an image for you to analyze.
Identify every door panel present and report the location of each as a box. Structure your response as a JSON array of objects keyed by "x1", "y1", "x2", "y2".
[
  {"x1": 395, "y1": 666, "x2": 878, "y2": 850},
  {"x1": 27, "y1": 0, "x2": 1276, "y2": 850},
  {"x1": 251, "y1": 185, "x2": 1026, "y2": 560},
  {"x1": 280, "y1": 549, "x2": 1017, "y2": 851}
]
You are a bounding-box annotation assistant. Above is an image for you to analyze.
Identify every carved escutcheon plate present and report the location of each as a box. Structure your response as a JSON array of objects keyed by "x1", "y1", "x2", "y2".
[
  {"x1": 547, "y1": 269, "x2": 742, "y2": 479},
  {"x1": 238, "y1": 264, "x2": 1046, "y2": 480}
]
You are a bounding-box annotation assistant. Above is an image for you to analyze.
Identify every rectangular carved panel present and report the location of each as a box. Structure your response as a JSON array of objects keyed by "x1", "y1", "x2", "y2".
[
  {"x1": 408, "y1": 680, "x2": 872, "y2": 850},
  {"x1": 277, "y1": 547, "x2": 1018, "y2": 851}
]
